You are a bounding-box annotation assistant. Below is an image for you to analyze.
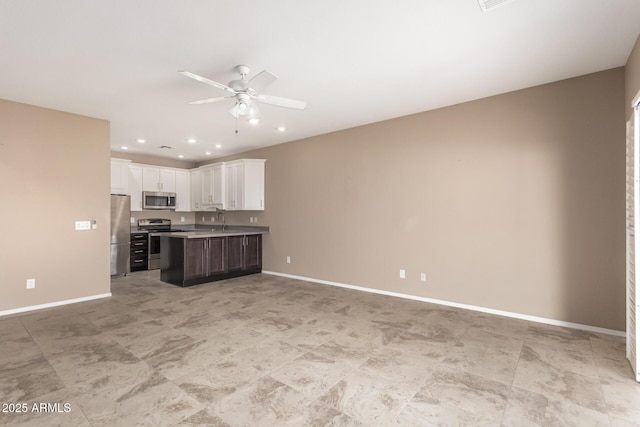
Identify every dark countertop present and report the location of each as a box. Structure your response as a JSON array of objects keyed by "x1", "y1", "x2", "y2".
[{"x1": 131, "y1": 225, "x2": 269, "y2": 235}]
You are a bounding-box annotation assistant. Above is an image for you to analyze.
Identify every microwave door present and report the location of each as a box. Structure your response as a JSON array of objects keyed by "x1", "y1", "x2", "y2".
[{"x1": 143, "y1": 192, "x2": 176, "y2": 209}]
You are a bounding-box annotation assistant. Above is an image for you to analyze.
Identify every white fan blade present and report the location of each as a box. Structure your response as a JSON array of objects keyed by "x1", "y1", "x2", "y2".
[
  {"x1": 256, "y1": 94, "x2": 306, "y2": 110},
  {"x1": 188, "y1": 96, "x2": 232, "y2": 105},
  {"x1": 178, "y1": 70, "x2": 236, "y2": 94},
  {"x1": 248, "y1": 70, "x2": 277, "y2": 93}
]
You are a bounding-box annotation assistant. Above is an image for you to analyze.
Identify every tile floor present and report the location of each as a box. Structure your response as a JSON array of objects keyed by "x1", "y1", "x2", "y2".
[{"x1": 1, "y1": 271, "x2": 639, "y2": 426}]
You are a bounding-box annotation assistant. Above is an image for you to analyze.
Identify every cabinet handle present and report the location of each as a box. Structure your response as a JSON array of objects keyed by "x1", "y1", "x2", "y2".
[{"x1": 134, "y1": 259, "x2": 144, "y2": 263}]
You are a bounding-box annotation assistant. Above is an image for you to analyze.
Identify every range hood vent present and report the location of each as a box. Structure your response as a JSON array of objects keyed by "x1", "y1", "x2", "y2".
[{"x1": 477, "y1": 0, "x2": 516, "y2": 12}]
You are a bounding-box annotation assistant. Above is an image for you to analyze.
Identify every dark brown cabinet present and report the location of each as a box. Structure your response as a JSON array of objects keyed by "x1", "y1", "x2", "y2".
[
  {"x1": 130, "y1": 233, "x2": 148, "y2": 272},
  {"x1": 227, "y1": 235, "x2": 262, "y2": 273},
  {"x1": 184, "y1": 238, "x2": 207, "y2": 280},
  {"x1": 184, "y1": 237, "x2": 226, "y2": 280},
  {"x1": 161, "y1": 234, "x2": 262, "y2": 287},
  {"x1": 227, "y1": 236, "x2": 245, "y2": 273},
  {"x1": 245, "y1": 234, "x2": 262, "y2": 271}
]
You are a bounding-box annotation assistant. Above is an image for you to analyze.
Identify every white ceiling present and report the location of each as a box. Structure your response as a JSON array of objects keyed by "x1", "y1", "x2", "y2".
[{"x1": 1, "y1": 0, "x2": 639, "y2": 162}]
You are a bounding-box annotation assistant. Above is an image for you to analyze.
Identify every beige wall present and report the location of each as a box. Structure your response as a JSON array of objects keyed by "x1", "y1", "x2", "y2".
[
  {"x1": 203, "y1": 68, "x2": 626, "y2": 331},
  {"x1": 1, "y1": 99, "x2": 111, "y2": 312},
  {"x1": 627, "y1": 34, "x2": 640, "y2": 117}
]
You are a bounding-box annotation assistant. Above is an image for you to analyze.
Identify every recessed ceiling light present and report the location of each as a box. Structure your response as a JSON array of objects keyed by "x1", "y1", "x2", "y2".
[
  {"x1": 276, "y1": 126, "x2": 286, "y2": 132},
  {"x1": 136, "y1": 139, "x2": 146, "y2": 143},
  {"x1": 121, "y1": 146, "x2": 129, "y2": 150},
  {"x1": 215, "y1": 144, "x2": 222, "y2": 149},
  {"x1": 205, "y1": 151, "x2": 212, "y2": 155},
  {"x1": 187, "y1": 138, "x2": 196, "y2": 143},
  {"x1": 178, "y1": 154, "x2": 184, "y2": 158},
  {"x1": 249, "y1": 118, "x2": 260, "y2": 125}
]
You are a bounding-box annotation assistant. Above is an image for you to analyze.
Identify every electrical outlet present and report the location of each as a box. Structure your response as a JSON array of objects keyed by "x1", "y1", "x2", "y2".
[
  {"x1": 180, "y1": 217, "x2": 185, "y2": 222},
  {"x1": 211, "y1": 217, "x2": 215, "y2": 222},
  {"x1": 202, "y1": 216, "x2": 205, "y2": 222},
  {"x1": 420, "y1": 273, "x2": 426, "y2": 282},
  {"x1": 26, "y1": 278, "x2": 35, "y2": 289},
  {"x1": 254, "y1": 217, "x2": 258, "y2": 223},
  {"x1": 399, "y1": 269, "x2": 405, "y2": 279},
  {"x1": 250, "y1": 217, "x2": 254, "y2": 223},
  {"x1": 286, "y1": 256, "x2": 291, "y2": 264}
]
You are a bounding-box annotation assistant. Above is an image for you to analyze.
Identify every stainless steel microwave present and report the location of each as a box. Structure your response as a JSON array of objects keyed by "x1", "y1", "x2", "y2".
[{"x1": 142, "y1": 191, "x2": 176, "y2": 210}]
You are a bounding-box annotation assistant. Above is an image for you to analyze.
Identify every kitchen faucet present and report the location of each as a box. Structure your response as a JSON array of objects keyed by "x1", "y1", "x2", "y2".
[{"x1": 216, "y1": 210, "x2": 226, "y2": 232}]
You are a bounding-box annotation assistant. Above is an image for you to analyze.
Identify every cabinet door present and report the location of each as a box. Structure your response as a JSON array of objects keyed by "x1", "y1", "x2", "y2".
[
  {"x1": 225, "y1": 162, "x2": 243, "y2": 210},
  {"x1": 243, "y1": 160, "x2": 265, "y2": 210},
  {"x1": 225, "y1": 160, "x2": 265, "y2": 211},
  {"x1": 244, "y1": 235, "x2": 262, "y2": 270},
  {"x1": 110, "y1": 159, "x2": 131, "y2": 194},
  {"x1": 160, "y1": 168, "x2": 176, "y2": 192},
  {"x1": 226, "y1": 235, "x2": 245, "y2": 272},
  {"x1": 175, "y1": 170, "x2": 190, "y2": 212},
  {"x1": 129, "y1": 165, "x2": 143, "y2": 211},
  {"x1": 190, "y1": 169, "x2": 202, "y2": 211},
  {"x1": 212, "y1": 163, "x2": 225, "y2": 206},
  {"x1": 207, "y1": 237, "x2": 226, "y2": 275},
  {"x1": 201, "y1": 166, "x2": 213, "y2": 205},
  {"x1": 142, "y1": 167, "x2": 161, "y2": 191},
  {"x1": 184, "y1": 239, "x2": 207, "y2": 280}
]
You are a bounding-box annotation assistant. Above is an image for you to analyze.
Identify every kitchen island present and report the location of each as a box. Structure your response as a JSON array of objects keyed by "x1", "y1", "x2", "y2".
[{"x1": 159, "y1": 227, "x2": 268, "y2": 287}]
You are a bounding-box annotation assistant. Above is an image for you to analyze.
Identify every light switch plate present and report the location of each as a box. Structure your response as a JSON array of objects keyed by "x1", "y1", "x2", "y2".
[{"x1": 75, "y1": 221, "x2": 90, "y2": 230}]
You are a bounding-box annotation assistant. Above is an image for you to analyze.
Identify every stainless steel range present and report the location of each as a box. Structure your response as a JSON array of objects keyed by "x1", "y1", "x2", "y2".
[{"x1": 137, "y1": 218, "x2": 172, "y2": 270}]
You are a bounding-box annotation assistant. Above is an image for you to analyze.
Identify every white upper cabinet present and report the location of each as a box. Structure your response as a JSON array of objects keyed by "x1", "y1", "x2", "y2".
[
  {"x1": 201, "y1": 163, "x2": 225, "y2": 209},
  {"x1": 142, "y1": 166, "x2": 176, "y2": 192},
  {"x1": 110, "y1": 158, "x2": 131, "y2": 194},
  {"x1": 175, "y1": 170, "x2": 190, "y2": 212},
  {"x1": 110, "y1": 158, "x2": 263, "y2": 212},
  {"x1": 225, "y1": 159, "x2": 265, "y2": 211},
  {"x1": 129, "y1": 164, "x2": 143, "y2": 211},
  {"x1": 190, "y1": 169, "x2": 202, "y2": 211}
]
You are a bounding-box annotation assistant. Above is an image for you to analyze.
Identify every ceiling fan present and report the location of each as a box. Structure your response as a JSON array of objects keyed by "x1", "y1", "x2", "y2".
[{"x1": 179, "y1": 65, "x2": 306, "y2": 120}]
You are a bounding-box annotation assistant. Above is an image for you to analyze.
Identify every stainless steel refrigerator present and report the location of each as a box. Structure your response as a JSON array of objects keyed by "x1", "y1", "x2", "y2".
[{"x1": 110, "y1": 194, "x2": 131, "y2": 276}]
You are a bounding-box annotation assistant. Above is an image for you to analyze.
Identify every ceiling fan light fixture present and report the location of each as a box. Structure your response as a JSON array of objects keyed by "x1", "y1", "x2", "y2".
[
  {"x1": 229, "y1": 99, "x2": 260, "y2": 120},
  {"x1": 182, "y1": 65, "x2": 304, "y2": 127}
]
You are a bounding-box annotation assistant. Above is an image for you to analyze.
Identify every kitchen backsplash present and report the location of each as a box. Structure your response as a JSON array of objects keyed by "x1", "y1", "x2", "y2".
[
  {"x1": 130, "y1": 210, "x2": 264, "y2": 227},
  {"x1": 131, "y1": 210, "x2": 196, "y2": 226},
  {"x1": 194, "y1": 210, "x2": 265, "y2": 226}
]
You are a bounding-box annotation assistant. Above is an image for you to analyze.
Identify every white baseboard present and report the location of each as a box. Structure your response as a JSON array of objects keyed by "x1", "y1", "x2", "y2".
[
  {"x1": 263, "y1": 271, "x2": 625, "y2": 337},
  {"x1": 0, "y1": 293, "x2": 112, "y2": 317}
]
